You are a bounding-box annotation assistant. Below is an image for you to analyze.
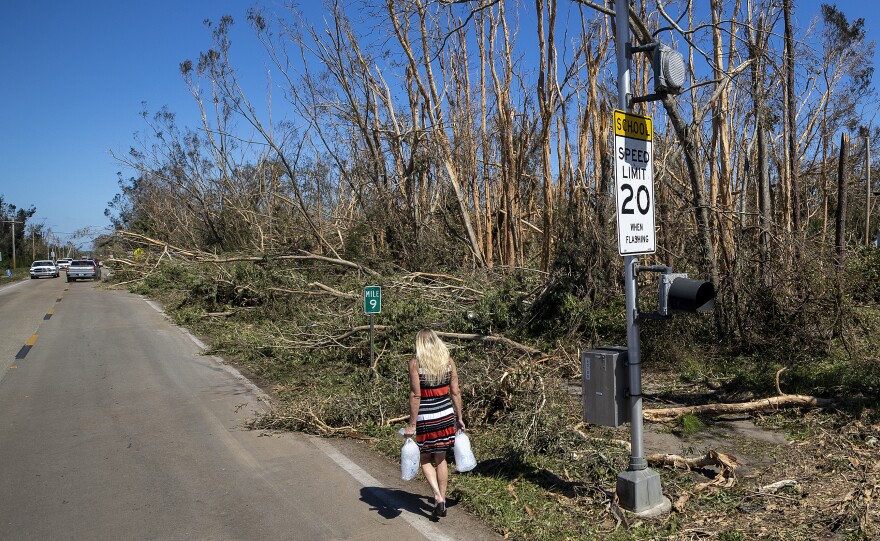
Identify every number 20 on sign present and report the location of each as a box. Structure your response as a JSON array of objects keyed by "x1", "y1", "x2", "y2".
[{"x1": 613, "y1": 110, "x2": 656, "y2": 256}]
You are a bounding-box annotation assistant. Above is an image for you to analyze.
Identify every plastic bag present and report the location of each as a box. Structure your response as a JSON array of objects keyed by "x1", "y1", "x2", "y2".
[
  {"x1": 401, "y1": 437, "x2": 420, "y2": 481},
  {"x1": 453, "y1": 430, "x2": 477, "y2": 472}
]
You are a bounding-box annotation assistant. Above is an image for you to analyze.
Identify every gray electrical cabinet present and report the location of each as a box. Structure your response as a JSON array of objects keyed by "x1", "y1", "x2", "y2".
[{"x1": 582, "y1": 347, "x2": 630, "y2": 427}]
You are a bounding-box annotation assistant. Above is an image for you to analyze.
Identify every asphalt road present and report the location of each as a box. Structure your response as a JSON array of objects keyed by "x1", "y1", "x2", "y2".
[{"x1": 0, "y1": 277, "x2": 499, "y2": 541}]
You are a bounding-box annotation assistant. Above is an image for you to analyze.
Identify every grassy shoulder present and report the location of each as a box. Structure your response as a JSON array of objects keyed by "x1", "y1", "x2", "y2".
[
  {"x1": 106, "y1": 257, "x2": 880, "y2": 541},
  {"x1": 1, "y1": 267, "x2": 28, "y2": 282}
]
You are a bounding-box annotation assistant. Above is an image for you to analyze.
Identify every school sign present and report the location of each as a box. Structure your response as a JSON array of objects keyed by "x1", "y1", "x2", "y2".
[{"x1": 613, "y1": 110, "x2": 655, "y2": 256}]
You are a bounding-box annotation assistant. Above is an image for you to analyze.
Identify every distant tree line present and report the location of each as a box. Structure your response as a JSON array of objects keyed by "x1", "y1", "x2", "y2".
[
  {"x1": 107, "y1": 0, "x2": 878, "y2": 355},
  {"x1": 0, "y1": 195, "x2": 37, "y2": 267},
  {"x1": 0, "y1": 196, "x2": 81, "y2": 267}
]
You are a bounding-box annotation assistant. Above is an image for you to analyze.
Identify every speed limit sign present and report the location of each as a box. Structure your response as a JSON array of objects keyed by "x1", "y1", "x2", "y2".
[{"x1": 613, "y1": 110, "x2": 655, "y2": 256}]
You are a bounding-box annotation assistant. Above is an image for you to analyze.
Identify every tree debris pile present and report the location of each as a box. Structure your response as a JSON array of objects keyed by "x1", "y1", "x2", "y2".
[
  {"x1": 670, "y1": 411, "x2": 880, "y2": 540},
  {"x1": 104, "y1": 246, "x2": 878, "y2": 540}
]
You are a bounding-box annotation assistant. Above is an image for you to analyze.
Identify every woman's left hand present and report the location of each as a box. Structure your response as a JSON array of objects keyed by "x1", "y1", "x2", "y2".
[{"x1": 403, "y1": 422, "x2": 417, "y2": 438}]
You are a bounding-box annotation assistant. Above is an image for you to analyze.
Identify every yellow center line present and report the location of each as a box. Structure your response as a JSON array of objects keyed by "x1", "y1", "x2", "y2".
[
  {"x1": 47, "y1": 309, "x2": 55, "y2": 315},
  {"x1": 25, "y1": 334, "x2": 38, "y2": 347}
]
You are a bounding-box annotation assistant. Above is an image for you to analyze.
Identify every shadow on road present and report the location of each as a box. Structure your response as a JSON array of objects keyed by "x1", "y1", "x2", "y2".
[{"x1": 360, "y1": 486, "x2": 435, "y2": 520}]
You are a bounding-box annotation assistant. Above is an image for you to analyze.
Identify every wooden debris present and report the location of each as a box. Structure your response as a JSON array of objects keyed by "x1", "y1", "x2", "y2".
[
  {"x1": 647, "y1": 450, "x2": 739, "y2": 490},
  {"x1": 759, "y1": 479, "x2": 799, "y2": 494},
  {"x1": 673, "y1": 492, "x2": 690, "y2": 513},
  {"x1": 436, "y1": 331, "x2": 544, "y2": 357},
  {"x1": 643, "y1": 394, "x2": 832, "y2": 422},
  {"x1": 644, "y1": 366, "x2": 831, "y2": 422}
]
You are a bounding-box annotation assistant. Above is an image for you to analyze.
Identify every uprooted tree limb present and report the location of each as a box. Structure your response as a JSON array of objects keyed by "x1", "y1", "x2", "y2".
[
  {"x1": 436, "y1": 331, "x2": 545, "y2": 357},
  {"x1": 643, "y1": 368, "x2": 833, "y2": 422},
  {"x1": 647, "y1": 450, "x2": 739, "y2": 490},
  {"x1": 643, "y1": 394, "x2": 833, "y2": 422},
  {"x1": 267, "y1": 282, "x2": 360, "y2": 299},
  {"x1": 252, "y1": 407, "x2": 374, "y2": 440},
  {"x1": 569, "y1": 424, "x2": 739, "y2": 489},
  {"x1": 115, "y1": 230, "x2": 382, "y2": 277},
  {"x1": 298, "y1": 326, "x2": 547, "y2": 359}
]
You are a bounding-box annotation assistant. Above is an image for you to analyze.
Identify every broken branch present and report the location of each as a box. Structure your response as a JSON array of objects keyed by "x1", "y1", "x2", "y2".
[
  {"x1": 435, "y1": 331, "x2": 544, "y2": 357},
  {"x1": 643, "y1": 394, "x2": 832, "y2": 422}
]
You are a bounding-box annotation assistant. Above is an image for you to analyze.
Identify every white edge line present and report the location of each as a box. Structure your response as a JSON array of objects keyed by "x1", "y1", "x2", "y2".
[
  {"x1": 0, "y1": 280, "x2": 27, "y2": 295},
  {"x1": 142, "y1": 296, "x2": 451, "y2": 541},
  {"x1": 309, "y1": 437, "x2": 456, "y2": 541},
  {"x1": 142, "y1": 297, "x2": 271, "y2": 406},
  {"x1": 144, "y1": 298, "x2": 166, "y2": 315}
]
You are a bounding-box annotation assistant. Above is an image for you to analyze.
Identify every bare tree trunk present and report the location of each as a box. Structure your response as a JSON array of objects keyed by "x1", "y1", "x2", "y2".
[
  {"x1": 385, "y1": 0, "x2": 486, "y2": 267},
  {"x1": 628, "y1": 11, "x2": 718, "y2": 285},
  {"x1": 783, "y1": 0, "x2": 801, "y2": 234},
  {"x1": 490, "y1": 1, "x2": 518, "y2": 268},
  {"x1": 710, "y1": 0, "x2": 736, "y2": 275},
  {"x1": 758, "y1": 127, "x2": 772, "y2": 286},
  {"x1": 458, "y1": 23, "x2": 485, "y2": 262},
  {"x1": 822, "y1": 113, "x2": 830, "y2": 250},
  {"x1": 746, "y1": 6, "x2": 773, "y2": 286},
  {"x1": 836, "y1": 133, "x2": 849, "y2": 268},
  {"x1": 834, "y1": 132, "x2": 850, "y2": 334},
  {"x1": 536, "y1": 0, "x2": 557, "y2": 273},
  {"x1": 478, "y1": 12, "x2": 494, "y2": 268},
  {"x1": 866, "y1": 133, "x2": 872, "y2": 245}
]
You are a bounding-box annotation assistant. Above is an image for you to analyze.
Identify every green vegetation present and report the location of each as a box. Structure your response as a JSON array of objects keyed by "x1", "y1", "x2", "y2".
[
  {"x1": 105, "y1": 242, "x2": 880, "y2": 541},
  {"x1": 0, "y1": 267, "x2": 28, "y2": 281},
  {"x1": 675, "y1": 414, "x2": 706, "y2": 437}
]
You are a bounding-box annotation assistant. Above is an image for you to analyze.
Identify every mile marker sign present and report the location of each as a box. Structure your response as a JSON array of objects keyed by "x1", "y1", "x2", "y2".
[
  {"x1": 364, "y1": 286, "x2": 381, "y2": 314},
  {"x1": 613, "y1": 110, "x2": 655, "y2": 256}
]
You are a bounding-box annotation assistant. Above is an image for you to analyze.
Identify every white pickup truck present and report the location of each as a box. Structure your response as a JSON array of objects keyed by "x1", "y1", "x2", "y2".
[
  {"x1": 30, "y1": 260, "x2": 59, "y2": 279},
  {"x1": 67, "y1": 260, "x2": 101, "y2": 282}
]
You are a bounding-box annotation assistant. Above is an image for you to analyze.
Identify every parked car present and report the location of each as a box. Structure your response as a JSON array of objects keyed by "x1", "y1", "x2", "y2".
[
  {"x1": 57, "y1": 258, "x2": 73, "y2": 271},
  {"x1": 30, "y1": 260, "x2": 59, "y2": 279},
  {"x1": 67, "y1": 259, "x2": 101, "y2": 282}
]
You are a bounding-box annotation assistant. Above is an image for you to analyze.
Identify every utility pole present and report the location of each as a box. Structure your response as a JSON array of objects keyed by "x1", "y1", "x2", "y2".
[{"x1": 3, "y1": 220, "x2": 23, "y2": 269}]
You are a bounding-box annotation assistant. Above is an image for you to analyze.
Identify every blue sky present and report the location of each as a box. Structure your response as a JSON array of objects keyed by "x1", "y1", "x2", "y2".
[
  {"x1": 0, "y1": 0, "x2": 876, "y2": 250},
  {"x1": 0, "y1": 0, "x2": 302, "y2": 249}
]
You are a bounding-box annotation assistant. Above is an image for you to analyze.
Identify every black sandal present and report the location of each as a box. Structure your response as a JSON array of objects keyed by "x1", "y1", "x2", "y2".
[{"x1": 433, "y1": 501, "x2": 447, "y2": 518}]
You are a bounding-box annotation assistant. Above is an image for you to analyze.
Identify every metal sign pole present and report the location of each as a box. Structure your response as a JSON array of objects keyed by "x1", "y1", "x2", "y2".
[
  {"x1": 364, "y1": 286, "x2": 381, "y2": 369},
  {"x1": 615, "y1": 0, "x2": 645, "y2": 471},
  {"x1": 624, "y1": 258, "x2": 646, "y2": 469},
  {"x1": 614, "y1": 0, "x2": 669, "y2": 516},
  {"x1": 369, "y1": 313, "x2": 375, "y2": 368}
]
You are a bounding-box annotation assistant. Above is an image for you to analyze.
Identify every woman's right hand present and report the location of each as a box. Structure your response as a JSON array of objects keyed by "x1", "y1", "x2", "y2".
[
  {"x1": 456, "y1": 418, "x2": 466, "y2": 432},
  {"x1": 403, "y1": 422, "x2": 417, "y2": 438}
]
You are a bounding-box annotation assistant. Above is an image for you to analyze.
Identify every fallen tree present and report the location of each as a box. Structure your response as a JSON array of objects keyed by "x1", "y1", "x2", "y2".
[
  {"x1": 436, "y1": 331, "x2": 545, "y2": 358},
  {"x1": 643, "y1": 369, "x2": 833, "y2": 422},
  {"x1": 643, "y1": 394, "x2": 833, "y2": 422},
  {"x1": 114, "y1": 230, "x2": 382, "y2": 277}
]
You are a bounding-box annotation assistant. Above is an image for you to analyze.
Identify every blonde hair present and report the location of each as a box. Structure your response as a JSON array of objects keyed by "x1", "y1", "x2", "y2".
[{"x1": 415, "y1": 329, "x2": 451, "y2": 386}]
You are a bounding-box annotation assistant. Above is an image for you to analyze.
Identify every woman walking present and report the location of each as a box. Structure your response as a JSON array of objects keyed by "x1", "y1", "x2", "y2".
[{"x1": 403, "y1": 329, "x2": 465, "y2": 519}]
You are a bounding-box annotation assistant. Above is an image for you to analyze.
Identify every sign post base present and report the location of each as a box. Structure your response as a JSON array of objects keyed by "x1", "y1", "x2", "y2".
[{"x1": 616, "y1": 468, "x2": 671, "y2": 517}]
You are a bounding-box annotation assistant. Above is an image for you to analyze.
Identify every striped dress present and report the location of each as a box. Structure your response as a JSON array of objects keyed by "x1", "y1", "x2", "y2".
[{"x1": 416, "y1": 366, "x2": 457, "y2": 454}]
